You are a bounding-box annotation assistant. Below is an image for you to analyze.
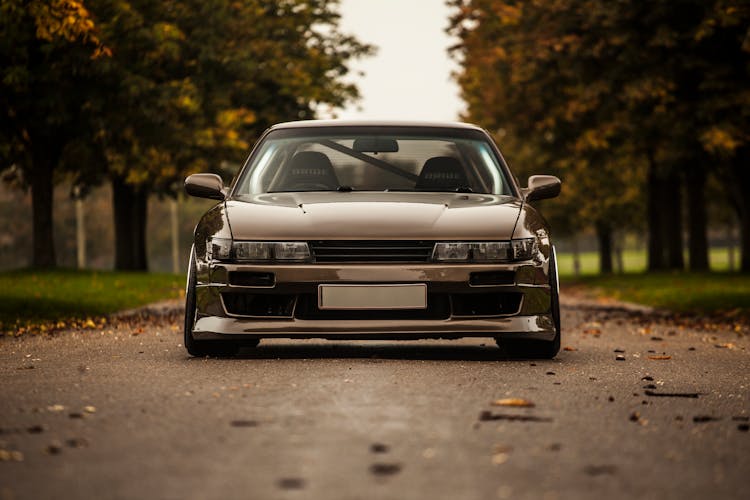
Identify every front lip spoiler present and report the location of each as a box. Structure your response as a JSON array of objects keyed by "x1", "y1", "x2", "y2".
[{"x1": 191, "y1": 313, "x2": 556, "y2": 341}]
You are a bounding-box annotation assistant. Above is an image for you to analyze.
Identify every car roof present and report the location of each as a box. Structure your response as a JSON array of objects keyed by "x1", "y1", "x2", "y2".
[{"x1": 269, "y1": 119, "x2": 485, "y2": 131}]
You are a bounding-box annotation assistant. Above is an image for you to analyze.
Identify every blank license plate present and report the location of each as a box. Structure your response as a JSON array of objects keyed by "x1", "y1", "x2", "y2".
[{"x1": 318, "y1": 284, "x2": 427, "y2": 310}]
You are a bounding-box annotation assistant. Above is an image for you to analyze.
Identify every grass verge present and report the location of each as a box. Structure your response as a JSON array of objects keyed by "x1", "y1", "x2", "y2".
[
  {"x1": 0, "y1": 269, "x2": 185, "y2": 333},
  {"x1": 563, "y1": 272, "x2": 750, "y2": 318},
  {"x1": 557, "y1": 247, "x2": 740, "y2": 276}
]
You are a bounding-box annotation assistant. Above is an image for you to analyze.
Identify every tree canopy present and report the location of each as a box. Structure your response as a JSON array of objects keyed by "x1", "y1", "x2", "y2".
[
  {"x1": 449, "y1": 0, "x2": 750, "y2": 271},
  {"x1": 1, "y1": 0, "x2": 373, "y2": 269}
]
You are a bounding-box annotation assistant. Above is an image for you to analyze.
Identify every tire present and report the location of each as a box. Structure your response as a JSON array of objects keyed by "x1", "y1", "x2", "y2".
[
  {"x1": 184, "y1": 246, "x2": 254, "y2": 357},
  {"x1": 497, "y1": 246, "x2": 561, "y2": 359}
]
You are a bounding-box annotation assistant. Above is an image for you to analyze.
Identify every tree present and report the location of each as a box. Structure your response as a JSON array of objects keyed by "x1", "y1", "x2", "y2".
[
  {"x1": 448, "y1": 0, "x2": 750, "y2": 273},
  {"x1": 448, "y1": 0, "x2": 645, "y2": 274},
  {"x1": 0, "y1": 0, "x2": 108, "y2": 267},
  {"x1": 81, "y1": 0, "x2": 373, "y2": 270}
]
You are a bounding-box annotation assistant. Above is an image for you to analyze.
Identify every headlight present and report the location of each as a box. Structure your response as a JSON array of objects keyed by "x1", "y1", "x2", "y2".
[
  {"x1": 265, "y1": 242, "x2": 311, "y2": 261},
  {"x1": 234, "y1": 242, "x2": 272, "y2": 261},
  {"x1": 207, "y1": 237, "x2": 232, "y2": 261},
  {"x1": 511, "y1": 238, "x2": 537, "y2": 260},
  {"x1": 207, "y1": 238, "x2": 311, "y2": 262},
  {"x1": 433, "y1": 239, "x2": 537, "y2": 262}
]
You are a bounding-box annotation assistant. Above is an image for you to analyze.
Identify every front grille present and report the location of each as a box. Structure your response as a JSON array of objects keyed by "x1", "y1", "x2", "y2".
[{"x1": 310, "y1": 240, "x2": 435, "y2": 263}]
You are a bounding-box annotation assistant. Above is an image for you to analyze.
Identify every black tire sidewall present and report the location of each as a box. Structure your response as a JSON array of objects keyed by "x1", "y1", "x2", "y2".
[{"x1": 184, "y1": 246, "x2": 199, "y2": 354}]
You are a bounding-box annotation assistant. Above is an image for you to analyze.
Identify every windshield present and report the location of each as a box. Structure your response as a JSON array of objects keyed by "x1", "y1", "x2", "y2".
[{"x1": 232, "y1": 128, "x2": 514, "y2": 196}]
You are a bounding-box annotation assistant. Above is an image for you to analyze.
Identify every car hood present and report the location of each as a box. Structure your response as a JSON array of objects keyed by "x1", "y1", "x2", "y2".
[{"x1": 226, "y1": 192, "x2": 522, "y2": 240}]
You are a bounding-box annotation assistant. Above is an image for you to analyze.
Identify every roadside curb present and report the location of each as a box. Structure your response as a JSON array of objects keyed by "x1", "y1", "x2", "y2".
[{"x1": 111, "y1": 299, "x2": 184, "y2": 320}]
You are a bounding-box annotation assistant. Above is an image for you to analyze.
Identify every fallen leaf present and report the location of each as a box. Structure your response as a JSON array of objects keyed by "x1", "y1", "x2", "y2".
[
  {"x1": 47, "y1": 404, "x2": 65, "y2": 413},
  {"x1": 230, "y1": 420, "x2": 257, "y2": 427},
  {"x1": 83, "y1": 406, "x2": 96, "y2": 414},
  {"x1": 0, "y1": 449, "x2": 23, "y2": 462},
  {"x1": 45, "y1": 441, "x2": 63, "y2": 455},
  {"x1": 693, "y1": 415, "x2": 720, "y2": 423},
  {"x1": 479, "y1": 411, "x2": 552, "y2": 422},
  {"x1": 584, "y1": 465, "x2": 618, "y2": 476},
  {"x1": 370, "y1": 463, "x2": 402, "y2": 476},
  {"x1": 66, "y1": 438, "x2": 89, "y2": 448},
  {"x1": 277, "y1": 478, "x2": 306, "y2": 490},
  {"x1": 648, "y1": 355, "x2": 672, "y2": 360},
  {"x1": 563, "y1": 346, "x2": 577, "y2": 351},
  {"x1": 492, "y1": 398, "x2": 535, "y2": 408},
  {"x1": 714, "y1": 343, "x2": 735, "y2": 349},
  {"x1": 371, "y1": 443, "x2": 389, "y2": 453}
]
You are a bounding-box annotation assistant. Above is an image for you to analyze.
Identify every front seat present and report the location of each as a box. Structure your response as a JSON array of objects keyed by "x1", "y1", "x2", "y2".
[
  {"x1": 415, "y1": 156, "x2": 469, "y2": 191},
  {"x1": 277, "y1": 151, "x2": 340, "y2": 191}
]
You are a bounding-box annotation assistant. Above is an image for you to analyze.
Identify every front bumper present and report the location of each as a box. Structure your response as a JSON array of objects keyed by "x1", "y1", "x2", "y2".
[{"x1": 192, "y1": 261, "x2": 555, "y2": 341}]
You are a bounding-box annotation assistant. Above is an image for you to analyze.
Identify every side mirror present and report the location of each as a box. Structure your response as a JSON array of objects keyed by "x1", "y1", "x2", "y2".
[
  {"x1": 525, "y1": 175, "x2": 561, "y2": 202},
  {"x1": 185, "y1": 173, "x2": 225, "y2": 200}
]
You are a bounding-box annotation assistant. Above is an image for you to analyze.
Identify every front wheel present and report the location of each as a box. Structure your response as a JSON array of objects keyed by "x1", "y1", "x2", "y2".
[
  {"x1": 497, "y1": 246, "x2": 561, "y2": 359},
  {"x1": 184, "y1": 247, "x2": 254, "y2": 357}
]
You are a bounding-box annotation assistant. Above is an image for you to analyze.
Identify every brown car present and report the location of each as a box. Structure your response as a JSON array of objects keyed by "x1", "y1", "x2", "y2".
[{"x1": 183, "y1": 120, "x2": 562, "y2": 358}]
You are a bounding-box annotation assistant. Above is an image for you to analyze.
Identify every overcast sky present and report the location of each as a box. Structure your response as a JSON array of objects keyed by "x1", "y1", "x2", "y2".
[{"x1": 333, "y1": 0, "x2": 464, "y2": 121}]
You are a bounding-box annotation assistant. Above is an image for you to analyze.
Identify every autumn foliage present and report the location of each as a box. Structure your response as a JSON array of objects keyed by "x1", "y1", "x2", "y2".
[
  {"x1": 449, "y1": 0, "x2": 750, "y2": 272},
  {"x1": 1, "y1": 0, "x2": 372, "y2": 269}
]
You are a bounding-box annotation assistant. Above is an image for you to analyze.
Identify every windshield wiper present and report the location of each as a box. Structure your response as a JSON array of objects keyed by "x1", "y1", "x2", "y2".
[
  {"x1": 266, "y1": 187, "x2": 355, "y2": 193},
  {"x1": 383, "y1": 187, "x2": 476, "y2": 193}
]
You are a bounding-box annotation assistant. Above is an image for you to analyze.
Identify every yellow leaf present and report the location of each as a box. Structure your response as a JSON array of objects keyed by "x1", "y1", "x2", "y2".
[{"x1": 491, "y1": 398, "x2": 535, "y2": 408}]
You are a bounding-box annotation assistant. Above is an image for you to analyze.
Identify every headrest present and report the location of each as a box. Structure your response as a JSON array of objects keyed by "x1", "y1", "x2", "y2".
[{"x1": 416, "y1": 156, "x2": 468, "y2": 190}]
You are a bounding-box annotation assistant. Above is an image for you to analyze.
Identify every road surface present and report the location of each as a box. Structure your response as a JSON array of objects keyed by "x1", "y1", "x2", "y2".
[{"x1": 1, "y1": 296, "x2": 748, "y2": 499}]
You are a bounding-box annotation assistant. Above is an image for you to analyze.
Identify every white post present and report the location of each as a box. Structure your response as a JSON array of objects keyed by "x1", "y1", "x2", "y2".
[
  {"x1": 171, "y1": 197, "x2": 179, "y2": 274},
  {"x1": 75, "y1": 187, "x2": 86, "y2": 269}
]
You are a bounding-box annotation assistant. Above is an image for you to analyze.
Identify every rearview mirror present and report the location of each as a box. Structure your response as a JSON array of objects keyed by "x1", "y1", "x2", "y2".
[
  {"x1": 185, "y1": 173, "x2": 225, "y2": 200},
  {"x1": 525, "y1": 175, "x2": 561, "y2": 202},
  {"x1": 353, "y1": 137, "x2": 399, "y2": 153}
]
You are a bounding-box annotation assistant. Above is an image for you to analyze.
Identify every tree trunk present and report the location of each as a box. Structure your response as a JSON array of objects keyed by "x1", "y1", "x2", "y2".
[
  {"x1": 646, "y1": 151, "x2": 666, "y2": 271},
  {"x1": 686, "y1": 168, "x2": 709, "y2": 271},
  {"x1": 112, "y1": 177, "x2": 149, "y2": 271},
  {"x1": 725, "y1": 147, "x2": 750, "y2": 273},
  {"x1": 596, "y1": 222, "x2": 613, "y2": 274},
  {"x1": 727, "y1": 225, "x2": 735, "y2": 272},
  {"x1": 614, "y1": 232, "x2": 624, "y2": 273},
  {"x1": 30, "y1": 147, "x2": 58, "y2": 268},
  {"x1": 663, "y1": 171, "x2": 685, "y2": 270},
  {"x1": 572, "y1": 236, "x2": 581, "y2": 277},
  {"x1": 741, "y1": 211, "x2": 750, "y2": 273}
]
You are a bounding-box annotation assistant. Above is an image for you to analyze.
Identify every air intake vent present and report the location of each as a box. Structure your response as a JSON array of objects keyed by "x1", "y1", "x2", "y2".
[
  {"x1": 222, "y1": 293, "x2": 295, "y2": 317},
  {"x1": 310, "y1": 240, "x2": 435, "y2": 263},
  {"x1": 229, "y1": 271, "x2": 275, "y2": 287}
]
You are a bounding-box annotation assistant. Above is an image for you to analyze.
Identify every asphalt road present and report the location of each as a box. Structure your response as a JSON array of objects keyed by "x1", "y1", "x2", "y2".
[{"x1": 1, "y1": 296, "x2": 749, "y2": 500}]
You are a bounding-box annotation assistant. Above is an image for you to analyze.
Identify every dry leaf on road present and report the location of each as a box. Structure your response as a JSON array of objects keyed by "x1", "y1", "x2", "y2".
[{"x1": 492, "y1": 398, "x2": 535, "y2": 408}]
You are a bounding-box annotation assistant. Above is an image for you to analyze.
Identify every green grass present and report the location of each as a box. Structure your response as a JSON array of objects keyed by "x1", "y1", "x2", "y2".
[
  {"x1": 557, "y1": 247, "x2": 741, "y2": 276},
  {"x1": 0, "y1": 269, "x2": 185, "y2": 332},
  {"x1": 564, "y1": 272, "x2": 750, "y2": 317}
]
